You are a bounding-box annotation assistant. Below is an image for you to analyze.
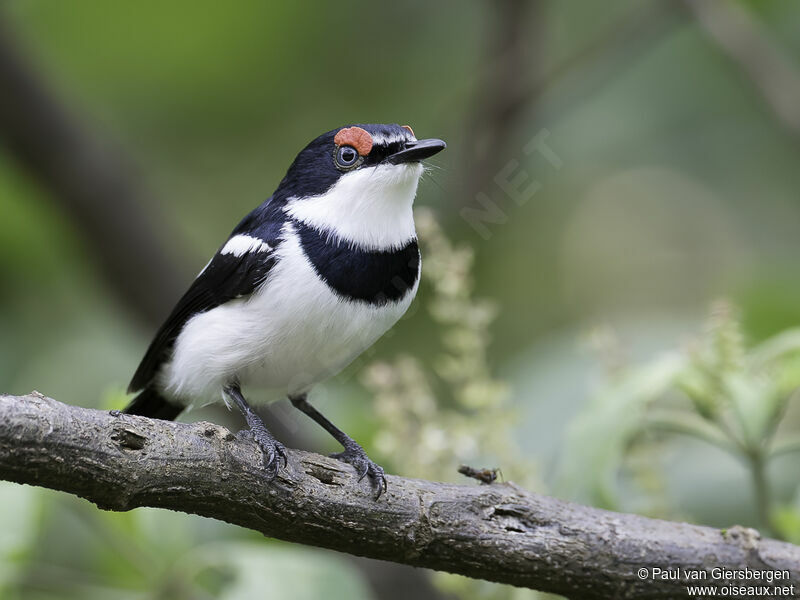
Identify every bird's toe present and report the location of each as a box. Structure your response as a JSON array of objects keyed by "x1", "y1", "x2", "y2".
[{"x1": 331, "y1": 445, "x2": 387, "y2": 499}]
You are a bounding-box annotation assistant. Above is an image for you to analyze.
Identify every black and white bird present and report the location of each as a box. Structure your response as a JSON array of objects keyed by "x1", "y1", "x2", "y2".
[{"x1": 124, "y1": 123, "x2": 446, "y2": 497}]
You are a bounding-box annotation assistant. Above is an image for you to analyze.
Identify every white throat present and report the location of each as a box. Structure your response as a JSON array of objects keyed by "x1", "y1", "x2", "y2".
[{"x1": 284, "y1": 162, "x2": 423, "y2": 250}]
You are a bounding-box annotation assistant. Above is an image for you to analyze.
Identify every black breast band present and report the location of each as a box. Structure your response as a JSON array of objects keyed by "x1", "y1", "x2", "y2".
[{"x1": 295, "y1": 221, "x2": 420, "y2": 305}]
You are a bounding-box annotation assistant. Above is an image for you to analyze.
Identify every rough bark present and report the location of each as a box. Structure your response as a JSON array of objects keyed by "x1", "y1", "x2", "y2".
[{"x1": 1, "y1": 392, "x2": 798, "y2": 599}]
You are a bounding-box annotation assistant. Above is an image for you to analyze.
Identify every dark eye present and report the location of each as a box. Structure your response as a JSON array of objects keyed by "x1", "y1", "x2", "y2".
[{"x1": 335, "y1": 145, "x2": 359, "y2": 169}]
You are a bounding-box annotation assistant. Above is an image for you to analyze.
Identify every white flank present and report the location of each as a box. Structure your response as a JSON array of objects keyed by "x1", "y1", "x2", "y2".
[
  {"x1": 284, "y1": 162, "x2": 423, "y2": 250},
  {"x1": 221, "y1": 234, "x2": 271, "y2": 257},
  {"x1": 160, "y1": 223, "x2": 418, "y2": 404}
]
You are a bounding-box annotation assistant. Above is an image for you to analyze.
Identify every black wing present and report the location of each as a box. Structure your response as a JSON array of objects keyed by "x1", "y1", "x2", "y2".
[{"x1": 128, "y1": 242, "x2": 276, "y2": 393}]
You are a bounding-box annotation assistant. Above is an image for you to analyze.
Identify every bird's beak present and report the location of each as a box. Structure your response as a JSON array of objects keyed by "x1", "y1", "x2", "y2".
[{"x1": 387, "y1": 138, "x2": 446, "y2": 164}]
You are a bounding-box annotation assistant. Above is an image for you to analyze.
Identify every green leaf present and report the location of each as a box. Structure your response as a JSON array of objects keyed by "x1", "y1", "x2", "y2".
[
  {"x1": 771, "y1": 434, "x2": 800, "y2": 458},
  {"x1": 644, "y1": 409, "x2": 737, "y2": 455},
  {"x1": 725, "y1": 373, "x2": 777, "y2": 449},
  {"x1": 556, "y1": 352, "x2": 687, "y2": 508},
  {"x1": 749, "y1": 328, "x2": 800, "y2": 368}
]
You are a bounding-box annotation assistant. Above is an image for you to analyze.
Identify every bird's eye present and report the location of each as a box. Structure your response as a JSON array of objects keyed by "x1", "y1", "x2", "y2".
[{"x1": 335, "y1": 145, "x2": 360, "y2": 169}]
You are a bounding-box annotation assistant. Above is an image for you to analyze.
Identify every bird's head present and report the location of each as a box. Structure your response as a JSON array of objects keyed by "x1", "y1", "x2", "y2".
[{"x1": 278, "y1": 124, "x2": 446, "y2": 249}]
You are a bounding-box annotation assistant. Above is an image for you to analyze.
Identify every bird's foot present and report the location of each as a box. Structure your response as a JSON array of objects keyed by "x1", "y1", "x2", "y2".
[
  {"x1": 238, "y1": 427, "x2": 287, "y2": 479},
  {"x1": 330, "y1": 442, "x2": 387, "y2": 499}
]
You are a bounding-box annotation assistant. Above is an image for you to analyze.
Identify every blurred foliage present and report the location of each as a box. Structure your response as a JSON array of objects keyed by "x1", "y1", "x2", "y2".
[
  {"x1": 363, "y1": 209, "x2": 550, "y2": 600},
  {"x1": 3, "y1": 1, "x2": 800, "y2": 599},
  {"x1": 0, "y1": 490, "x2": 371, "y2": 600},
  {"x1": 559, "y1": 301, "x2": 800, "y2": 543},
  {"x1": 363, "y1": 208, "x2": 529, "y2": 486}
]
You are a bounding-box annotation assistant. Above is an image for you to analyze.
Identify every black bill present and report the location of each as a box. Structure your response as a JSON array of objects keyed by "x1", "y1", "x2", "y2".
[{"x1": 387, "y1": 138, "x2": 446, "y2": 164}]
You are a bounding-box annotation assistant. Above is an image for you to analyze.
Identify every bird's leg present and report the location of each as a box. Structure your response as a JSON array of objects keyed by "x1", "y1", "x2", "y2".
[
  {"x1": 224, "y1": 382, "x2": 286, "y2": 478},
  {"x1": 289, "y1": 393, "x2": 387, "y2": 498}
]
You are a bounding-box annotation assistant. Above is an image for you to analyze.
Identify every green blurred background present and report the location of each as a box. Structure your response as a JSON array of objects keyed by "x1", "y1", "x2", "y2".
[{"x1": 2, "y1": 1, "x2": 800, "y2": 599}]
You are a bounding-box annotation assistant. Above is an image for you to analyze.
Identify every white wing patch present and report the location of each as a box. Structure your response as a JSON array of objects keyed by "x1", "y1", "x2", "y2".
[{"x1": 221, "y1": 234, "x2": 272, "y2": 257}]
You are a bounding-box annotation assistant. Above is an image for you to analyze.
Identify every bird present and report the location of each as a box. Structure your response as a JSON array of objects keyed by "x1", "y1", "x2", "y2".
[{"x1": 124, "y1": 123, "x2": 446, "y2": 498}]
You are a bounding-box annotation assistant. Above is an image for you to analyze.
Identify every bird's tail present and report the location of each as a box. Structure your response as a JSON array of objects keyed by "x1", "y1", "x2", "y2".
[{"x1": 123, "y1": 387, "x2": 184, "y2": 421}]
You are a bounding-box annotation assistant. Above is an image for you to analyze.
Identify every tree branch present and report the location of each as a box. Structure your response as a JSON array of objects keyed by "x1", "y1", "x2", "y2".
[{"x1": 1, "y1": 393, "x2": 798, "y2": 599}]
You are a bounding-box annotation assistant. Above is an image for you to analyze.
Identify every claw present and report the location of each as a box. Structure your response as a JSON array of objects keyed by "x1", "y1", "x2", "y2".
[
  {"x1": 330, "y1": 445, "x2": 387, "y2": 499},
  {"x1": 250, "y1": 431, "x2": 287, "y2": 479}
]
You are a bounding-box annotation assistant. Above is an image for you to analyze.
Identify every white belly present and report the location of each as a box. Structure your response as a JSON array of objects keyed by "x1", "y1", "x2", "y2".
[{"x1": 159, "y1": 228, "x2": 417, "y2": 404}]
